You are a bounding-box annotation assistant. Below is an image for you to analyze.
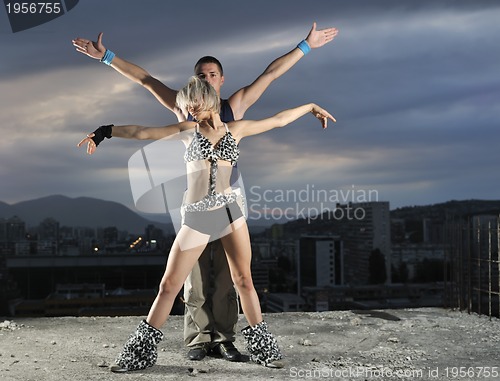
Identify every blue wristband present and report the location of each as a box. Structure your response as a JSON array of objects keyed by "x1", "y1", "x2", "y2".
[
  {"x1": 100, "y1": 49, "x2": 115, "y2": 65},
  {"x1": 297, "y1": 40, "x2": 311, "y2": 55}
]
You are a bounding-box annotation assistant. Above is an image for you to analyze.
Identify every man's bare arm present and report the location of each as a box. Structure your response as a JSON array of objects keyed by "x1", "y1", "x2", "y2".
[
  {"x1": 228, "y1": 22, "x2": 338, "y2": 120},
  {"x1": 72, "y1": 32, "x2": 182, "y2": 118}
]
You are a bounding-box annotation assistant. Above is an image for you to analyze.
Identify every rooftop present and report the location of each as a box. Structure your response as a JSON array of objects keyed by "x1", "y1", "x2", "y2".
[{"x1": 0, "y1": 308, "x2": 499, "y2": 381}]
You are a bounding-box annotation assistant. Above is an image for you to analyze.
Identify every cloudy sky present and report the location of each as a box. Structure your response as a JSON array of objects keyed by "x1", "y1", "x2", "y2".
[{"x1": 1, "y1": 0, "x2": 499, "y2": 222}]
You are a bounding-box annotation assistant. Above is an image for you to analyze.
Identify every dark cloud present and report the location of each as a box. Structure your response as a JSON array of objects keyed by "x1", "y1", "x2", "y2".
[{"x1": 1, "y1": 0, "x2": 499, "y2": 213}]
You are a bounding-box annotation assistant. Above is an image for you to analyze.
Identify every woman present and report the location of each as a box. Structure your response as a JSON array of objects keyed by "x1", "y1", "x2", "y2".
[{"x1": 78, "y1": 76, "x2": 335, "y2": 372}]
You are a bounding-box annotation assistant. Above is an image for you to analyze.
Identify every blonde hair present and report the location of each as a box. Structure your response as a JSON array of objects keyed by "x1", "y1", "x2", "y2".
[{"x1": 176, "y1": 76, "x2": 220, "y2": 115}]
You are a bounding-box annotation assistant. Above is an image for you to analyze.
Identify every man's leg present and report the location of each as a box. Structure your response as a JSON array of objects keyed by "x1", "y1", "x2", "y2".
[
  {"x1": 210, "y1": 239, "x2": 242, "y2": 361},
  {"x1": 183, "y1": 244, "x2": 214, "y2": 360}
]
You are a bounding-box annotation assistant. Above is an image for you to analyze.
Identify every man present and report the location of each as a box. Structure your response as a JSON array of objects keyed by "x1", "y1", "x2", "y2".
[{"x1": 72, "y1": 22, "x2": 338, "y2": 362}]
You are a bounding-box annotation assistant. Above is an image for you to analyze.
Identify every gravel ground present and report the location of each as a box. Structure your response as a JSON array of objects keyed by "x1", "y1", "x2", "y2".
[{"x1": 0, "y1": 308, "x2": 499, "y2": 381}]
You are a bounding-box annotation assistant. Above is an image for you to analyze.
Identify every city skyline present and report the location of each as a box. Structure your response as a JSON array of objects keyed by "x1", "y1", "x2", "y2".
[{"x1": 1, "y1": 1, "x2": 499, "y2": 221}]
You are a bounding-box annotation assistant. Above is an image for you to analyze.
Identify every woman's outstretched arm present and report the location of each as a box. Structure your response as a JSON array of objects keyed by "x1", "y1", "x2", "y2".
[
  {"x1": 77, "y1": 121, "x2": 194, "y2": 155},
  {"x1": 231, "y1": 103, "x2": 335, "y2": 140}
]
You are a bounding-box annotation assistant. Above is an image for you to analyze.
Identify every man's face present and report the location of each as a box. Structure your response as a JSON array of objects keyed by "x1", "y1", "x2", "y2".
[{"x1": 195, "y1": 63, "x2": 224, "y2": 95}]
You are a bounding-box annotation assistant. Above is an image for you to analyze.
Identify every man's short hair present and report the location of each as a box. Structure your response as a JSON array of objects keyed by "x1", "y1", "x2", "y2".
[{"x1": 194, "y1": 56, "x2": 224, "y2": 76}]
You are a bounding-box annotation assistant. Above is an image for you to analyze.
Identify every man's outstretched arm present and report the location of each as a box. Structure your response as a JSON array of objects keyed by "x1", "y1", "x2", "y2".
[
  {"x1": 228, "y1": 22, "x2": 338, "y2": 120},
  {"x1": 72, "y1": 32, "x2": 182, "y2": 119}
]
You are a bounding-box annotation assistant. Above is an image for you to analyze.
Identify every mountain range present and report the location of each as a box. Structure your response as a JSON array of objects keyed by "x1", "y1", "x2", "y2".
[
  {"x1": 2, "y1": 196, "x2": 498, "y2": 237},
  {"x1": 254, "y1": 198, "x2": 500, "y2": 239},
  {"x1": 390, "y1": 199, "x2": 500, "y2": 220},
  {"x1": 0, "y1": 195, "x2": 174, "y2": 235}
]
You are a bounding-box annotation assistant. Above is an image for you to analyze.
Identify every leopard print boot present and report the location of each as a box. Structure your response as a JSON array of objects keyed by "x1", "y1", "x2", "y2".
[
  {"x1": 111, "y1": 320, "x2": 163, "y2": 372},
  {"x1": 241, "y1": 321, "x2": 284, "y2": 368}
]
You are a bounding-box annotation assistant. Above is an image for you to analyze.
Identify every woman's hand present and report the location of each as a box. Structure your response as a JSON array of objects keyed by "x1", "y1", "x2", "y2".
[
  {"x1": 311, "y1": 104, "x2": 336, "y2": 129},
  {"x1": 77, "y1": 133, "x2": 98, "y2": 155},
  {"x1": 72, "y1": 32, "x2": 106, "y2": 60}
]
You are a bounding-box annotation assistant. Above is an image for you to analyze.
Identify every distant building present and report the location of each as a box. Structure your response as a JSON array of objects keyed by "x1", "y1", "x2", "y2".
[
  {"x1": 334, "y1": 202, "x2": 391, "y2": 285},
  {"x1": 423, "y1": 218, "x2": 445, "y2": 244},
  {"x1": 0, "y1": 216, "x2": 26, "y2": 243},
  {"x1": 252, "y1": 241, "x2": 271, "y2": 260},
  {"x1": 0, "y1": 217, "x2": 27, "y2": 256},
  {"x1": 301, "y1": 286, "x2": 352, "y2": 311},
  {"x1": 145, "y1": 224, "x2": 165, "y2": 250},
  {"x1": 301, "y1": 283, "x2": 444, "y2": 312},
  {"x1": 15, "y1": 242, "x2": 30, "y2": 256},
  {"x1": 390, "y1": 218, "x2": 406, "y2": 243},
  {"x1": 37, "y1": 218, "x2": 60, "y2": 255},
  {"x1": 251, "y1": 262, "x2": 270, "y2": 293},
  {"x1": 266, "y1": 293, "x2": 305, "y2": 312},
  {"x1": 103, "y1": 226, "x2": 118, "y2": 245},
  {"x1": 299, "y1": 235, "x2": 344, "y2": 288},
  {"x1": 392, "y1": 243, "x2": 445, "y2": 280},
  {"x1": 73, "y1": 227, "x2": 96, "y2": 255},
  {"x1": 38, "y1": 218, "x2": 59, "y2": 241}
]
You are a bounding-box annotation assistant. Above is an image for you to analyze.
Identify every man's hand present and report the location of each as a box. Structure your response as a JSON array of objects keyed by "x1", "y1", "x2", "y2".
[
  {"x1": 305, "y1": 22, "x2": 338, "y2": 49},
  {"x1": 72, "y1": 32, "x2": 106, "y2": 60}
]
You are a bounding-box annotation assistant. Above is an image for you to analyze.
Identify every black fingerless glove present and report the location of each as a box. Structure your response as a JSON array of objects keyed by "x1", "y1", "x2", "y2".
[{"x1": 91, "y1": 124, "x2": 113, "y2": 146}]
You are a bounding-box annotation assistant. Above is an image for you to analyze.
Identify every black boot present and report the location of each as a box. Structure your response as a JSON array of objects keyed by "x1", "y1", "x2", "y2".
[
  {"x1": 112, "y1": 320, "x2": 164, "y2": 372},
  {"x1": 241, "y1": 321, "x2": 284, "y2": 368}
]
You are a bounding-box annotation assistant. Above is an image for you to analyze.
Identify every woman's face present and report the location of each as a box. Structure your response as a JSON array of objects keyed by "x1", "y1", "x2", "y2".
[{"x1": 189, "y1": 106, "x2": 210, "y2": 121}]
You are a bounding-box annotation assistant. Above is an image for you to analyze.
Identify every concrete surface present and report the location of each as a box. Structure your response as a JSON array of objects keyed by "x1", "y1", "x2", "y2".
[{"x1": 0, "y1": 308, "x2": 499, "y2": 381}]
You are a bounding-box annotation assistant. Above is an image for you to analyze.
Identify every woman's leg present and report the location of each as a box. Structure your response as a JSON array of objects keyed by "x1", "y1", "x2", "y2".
[
  {"x1": 219, "y1": 218, "x2": 284, "y2": 368},
  {"x1": 113, "y1": 225, "x2": 210, "y2": 372},
  {"x1": 219, "y1": 218, "x2": 262, "y2": 326},
  {"x1": 147, "y1": 225, "x2": 211, "y2": 328}
]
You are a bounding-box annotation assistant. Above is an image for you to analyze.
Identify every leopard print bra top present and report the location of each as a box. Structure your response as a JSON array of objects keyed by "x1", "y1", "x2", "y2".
[
  {"x1": 184, "y1": 123, "x2": 239, "y2": 165},
  {"x1": 183, "y1": 124, "x2": 240, "y2": 210}
]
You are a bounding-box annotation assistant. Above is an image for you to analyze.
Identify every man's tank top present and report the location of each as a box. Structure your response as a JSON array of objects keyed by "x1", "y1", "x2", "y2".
[{"x1": 187, "y1": 99, "x2": 235, "y2": 123}]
